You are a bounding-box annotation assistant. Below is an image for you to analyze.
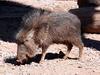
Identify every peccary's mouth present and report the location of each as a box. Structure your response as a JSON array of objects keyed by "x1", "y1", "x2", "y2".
[
  {"x1": 16, "y1": 53, "x2": 35, "y2": 64},
  {"x1": 16, "y1": 55, "x2": 28, "y2": 64},
  {"x1": 16, "y1": 59, "x2": 23, "y2": 64},
  {"x1": 16, "y1": 58, "x2": 28, "y2": 64}
]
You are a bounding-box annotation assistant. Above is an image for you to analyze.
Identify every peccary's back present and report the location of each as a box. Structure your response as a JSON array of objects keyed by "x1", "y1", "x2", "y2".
[
  {"x1": 49, "y1": 12, "x2": 81, "y2": 41},
  {"x1": 36, "y1": 12, "x2": 81, "y2": 44},
  {"x1": 47, "y1": 12, "x2": 81, "y2": 32},
  {"x1": 48, "y1": 12, "x2": 80, "y2": 24},
  {"x1": 47, "y1": 12, "x2": 81, "y2": 34}
]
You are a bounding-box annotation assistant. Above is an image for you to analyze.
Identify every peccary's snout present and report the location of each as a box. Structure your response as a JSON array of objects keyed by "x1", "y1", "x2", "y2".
[
  {"x1": 16, "y1": 39, "x2": 37, "y2": 64},
  {"x1": 16, "y1": 44, "x2": 29, "y2": 64}
]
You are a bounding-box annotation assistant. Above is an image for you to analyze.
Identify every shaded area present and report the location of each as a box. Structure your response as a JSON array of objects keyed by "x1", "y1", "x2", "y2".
[
  {"x1": 5, "y1": 51, "x2": 80, "y2": 65},
  {"x1": 0, "y1": 1, "x2": 50, "y2": 42},
  {"x1": 0, "y1": 1, "x2": 33, "y2": 42},
  {"x1": 4, "y1": 51, "x2": 65, "y2": 65},
  {"x1": 83, "y1": 38, "x2": 100, "y2": 51},
  {"x1": 77, "y1": 0, "x2": 99, "y2": 7}
]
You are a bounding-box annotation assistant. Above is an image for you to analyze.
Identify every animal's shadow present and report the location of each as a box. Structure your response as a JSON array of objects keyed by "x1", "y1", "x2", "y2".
[
  {"x1": 4, "y1": 51, "x2": 79, "y2": 66},
  {"x1": 4, "y1": 51, "x2": 64, "y2": 65}
]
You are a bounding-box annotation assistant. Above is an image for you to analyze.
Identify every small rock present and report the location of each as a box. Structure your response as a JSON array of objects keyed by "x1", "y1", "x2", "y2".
[{"x1": 77, "y1": 66, "x2": 82, "y2": 68}]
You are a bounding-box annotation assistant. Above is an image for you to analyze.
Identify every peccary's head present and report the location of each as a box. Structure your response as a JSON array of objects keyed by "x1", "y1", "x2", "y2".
[
  {"x1": 16, "y1": 38, "x2": 37, "y2": 64},
  {"x1": 16, "y1": 28, "x2": 37, "y2": 64}
]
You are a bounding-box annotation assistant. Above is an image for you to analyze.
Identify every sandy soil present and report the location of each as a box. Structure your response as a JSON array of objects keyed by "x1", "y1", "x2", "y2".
[
  {"x1": 7, "y1": 0, "x2": 78, "y2": 12},
  {"x1": 0, "y1": 33, "x2": 100, "y2": 75},
  {"x1": 0, "y1": 0, "x2": 100, "y2": 75}
]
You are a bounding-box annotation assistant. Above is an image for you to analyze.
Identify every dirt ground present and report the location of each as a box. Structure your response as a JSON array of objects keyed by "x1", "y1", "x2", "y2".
[
  {"x1": 0, "y1": 0, "x2": 100, "y2": 75},
  {"x1": 0, "y1": 33, "x2": 100, "y2": 75}
]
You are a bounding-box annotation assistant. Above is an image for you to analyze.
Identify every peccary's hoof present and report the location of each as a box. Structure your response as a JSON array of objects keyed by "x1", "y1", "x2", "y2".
[
  {"x1": 58, "y1": 59, "x2": 64, "y2": 61},
  {"x1": 63, "y1": 56, "x2": 68, "y2": 60},
  {"x1": 78, "y1": 57, "x2": 83, "y2": 61},
  {"x1": 39, "y1": 60, "x2": 44, "y2": 64}
]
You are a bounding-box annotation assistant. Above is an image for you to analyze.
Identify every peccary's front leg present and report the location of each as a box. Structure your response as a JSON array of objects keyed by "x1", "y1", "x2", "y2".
[{"x1": 39, "y1": 45, "x2": 49, "y2": 63}]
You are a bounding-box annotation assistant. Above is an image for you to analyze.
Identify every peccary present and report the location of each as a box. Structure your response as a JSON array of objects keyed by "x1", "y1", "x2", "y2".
[{"x1": 16, "y1": 11, "x2": 84, "y2": 64}]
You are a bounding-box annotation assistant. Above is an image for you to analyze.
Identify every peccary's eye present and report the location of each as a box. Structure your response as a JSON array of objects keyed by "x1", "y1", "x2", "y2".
[
  {"x1": 17, "y1": 40, "x2": 24, "y2": 45},
  {"x1": 24, "y1": 39, "x2": 28, "y2": 42},
  {"x1": 23, "y1": 38, "x2": 28, "y2": 42}
]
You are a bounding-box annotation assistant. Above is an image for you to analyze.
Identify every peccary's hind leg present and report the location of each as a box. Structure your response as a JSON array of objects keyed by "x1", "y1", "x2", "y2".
[
  {"x1": 64, "y1": 43, "x2": 73, "y2": 59},
  {"x1": 73, "y1": 38, "x2": 84, "y2": 60},
  {"x1": 78, "y1": 43, "x2": 84, "y2": 60}
]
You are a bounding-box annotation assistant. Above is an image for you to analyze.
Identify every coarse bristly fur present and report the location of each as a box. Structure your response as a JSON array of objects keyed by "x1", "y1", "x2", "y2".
[
  {"x1": 16, "y1": 9, "x2": 51, "y2": 44},
  {"x1": 16, "y1": 11, "x2": 84, "y2": 64}
]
